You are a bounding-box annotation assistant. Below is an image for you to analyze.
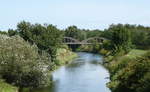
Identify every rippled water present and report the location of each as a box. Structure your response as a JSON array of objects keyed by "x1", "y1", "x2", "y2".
[{"x1": 31, "y1": 52, "x2": 110, "y2": 92}]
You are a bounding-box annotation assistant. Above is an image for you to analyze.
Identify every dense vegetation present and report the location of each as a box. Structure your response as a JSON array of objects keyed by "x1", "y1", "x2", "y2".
[
  {"x1": 0, "y1": 79, "x2": 18, "y2": 92},
  {"x1": 0, "y1": 21, "x2": 76, "y2": 91},
  {"x1": 63, "y1": 24, "x2": 150, "y2": 92},
  {"x1": 107, "y1": 51, "x2": 150, "y2": 92},
  {"x1": 63, "y1": 24, "x2": 150, "y2": 53},
  {"x1": 0, "y1": 22, "x2": 150, "y2": 92},
  {"x1": 0, "y1": 35, "x2": 51, "y2": 91},
  {"x1": 102, "y1": 24, "x2": 150, "y2": 92},
  {"x1": 103, "y1": 24, "x2": 150, "y2": 49},
  {"x1": 16, "y1": 21, "x2": 63, "y2": 64}
]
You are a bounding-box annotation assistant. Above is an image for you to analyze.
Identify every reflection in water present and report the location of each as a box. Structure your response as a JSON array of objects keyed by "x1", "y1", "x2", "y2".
[{"x1": 31, "y1": 52, "x2": 110, "y2": 92}]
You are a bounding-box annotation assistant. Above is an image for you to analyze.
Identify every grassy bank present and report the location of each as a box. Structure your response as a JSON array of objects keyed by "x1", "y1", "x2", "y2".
[
  {"x1": 104, "y1": 49, "x2": 150, "y2": 92},
  {"x1": 56, "y1": 48, "x2": 77, "y2": 65},
  {"x1": 105, "y1": 49, "x2": 147, "y2": 61},
  {"x1": 0, "y1": 79, "x2": 18, "y2": 92}
]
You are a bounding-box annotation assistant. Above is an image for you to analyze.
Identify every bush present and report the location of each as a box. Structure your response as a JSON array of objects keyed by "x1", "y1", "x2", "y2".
[
  {"x1": 99, "y1": 49, "x2": 109, "y2": 55},
  {"x1": 0, "y1": 35, "x2": 51, "y2": 90},
  {"x1": 108, "y1": 51, "x2": 150, "y2": 92}
]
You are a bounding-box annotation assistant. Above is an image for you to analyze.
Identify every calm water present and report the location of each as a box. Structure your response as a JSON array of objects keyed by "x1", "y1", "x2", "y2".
[{"x1": 31, "y1": 52, "x2": 110, "y2": 92}]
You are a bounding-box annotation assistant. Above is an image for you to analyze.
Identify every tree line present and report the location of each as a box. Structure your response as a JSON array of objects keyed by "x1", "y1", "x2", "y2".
[{"x1": 0, "y1": 21, "x2": 150, "y2": 92}]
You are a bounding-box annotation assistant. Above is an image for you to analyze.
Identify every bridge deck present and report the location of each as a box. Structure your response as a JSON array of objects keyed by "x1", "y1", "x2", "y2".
[{"x1": 63, "y1": 43, "x2": 102, "y2": 45}]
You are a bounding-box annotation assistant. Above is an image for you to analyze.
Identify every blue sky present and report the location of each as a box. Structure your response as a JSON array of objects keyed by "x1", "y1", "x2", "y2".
[{"x1": 0, "y1": 0, "x2": 150, "y2": 30}]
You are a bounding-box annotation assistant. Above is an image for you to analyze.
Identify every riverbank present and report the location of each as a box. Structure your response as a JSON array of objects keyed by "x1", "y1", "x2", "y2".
[
  {"x1": 76, "y1": 44, "x2": 110, "y2": 56},
  {"x1": 78, "y1": 46, "x2": 150, "y2": 92},
  {"x1": 56, "y1": 48, "x2": 77, "y2": 65},
  {"x1": 50, "y1": 48, "x2": 78, "y2": 70},
  {"x1": 103, "y1": 49, "x2": 150, "y2": 92},
  {"x1": 0, "y1": 79, "x2": 18, "y2": 92},
  {"x1": 104, "y1": 49, "x2": 148, "y2": 71},
  {"x1": 0, "y1": 48, "x2": 77, "y2": 92},
  {"x1": 28, "y1": 52, "x2": 110, "y2": 92}
]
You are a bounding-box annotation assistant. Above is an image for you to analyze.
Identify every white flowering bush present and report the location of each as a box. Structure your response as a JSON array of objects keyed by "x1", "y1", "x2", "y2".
[{"x1": 0, "y1": 35, "x2": 51, "y2": 89}]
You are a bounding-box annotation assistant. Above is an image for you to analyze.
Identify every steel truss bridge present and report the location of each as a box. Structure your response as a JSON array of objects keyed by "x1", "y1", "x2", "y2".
[{"x1": 63, "y1": 37, "x2": 107, "y2": 45}]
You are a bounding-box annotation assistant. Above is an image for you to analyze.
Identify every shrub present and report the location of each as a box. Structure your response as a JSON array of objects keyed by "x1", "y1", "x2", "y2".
[
  {"x1": 0, "y1": 35, "x2": 51, "y2": 90},
  {"x1": 108, "y1": 51, "x2": 150, "y2": 92}
]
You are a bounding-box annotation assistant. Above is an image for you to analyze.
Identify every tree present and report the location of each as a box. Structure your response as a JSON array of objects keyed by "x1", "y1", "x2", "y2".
[
  {"x1": 0, "y1": 35, "x2": 51, "y2": 91},
  {"x1": 17, "y1": 21, "x2": 33, "y2": 42},
  {"x1": 17, "y1": 21, "x2": 63, "y2": 64},
  {"x1": 44, "y1": 24, "x2": 63, "y2": 64},
  {"x1": 111, "y1": 24, "x2": 132, "y2": 54},
  {"x1": 8, "y1": 29, "x2": 18, "y2": 36},
  {"x1": 65, "y1": 26, "x2": 86, "y2": 41},
  {"x1": 86, "y1": 29, "x2": 102, "y2": 38},
  {"x1": 0, "y1": 31, "x2": 7, "y2": 35}
]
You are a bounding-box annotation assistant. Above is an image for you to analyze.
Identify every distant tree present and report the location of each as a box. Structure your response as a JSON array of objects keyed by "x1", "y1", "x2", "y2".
[
  {"x1": 65, "y1": 26, "x2": 86, "y2": 41},
  {"x1": 8, "y1": 29, "x2": 18, "y2": 36},
  {"x1": 132, "y1": 30, "x2": 150, "y2": 49},
  {"x1": 65, "y1": 26, "x2": 79, "y2": 39},
  {"x1": 0, "y1": 31, "x2": 7, "y2": 35},
  {"x1": 106, "y1": 24, "x2": 150, "y2": 49},
  {"x1": 17, "y1": 21, "x2": 32, "y2": 42},
  {"x1": 101, "y1": 29, "x2": 113, "y2": 40},
  {"x1": 111, "y1": 24, "x2": 132, "y2": 54},
  {"x1": 86, "y1": 29, "x2": 102, "y2": 38}
]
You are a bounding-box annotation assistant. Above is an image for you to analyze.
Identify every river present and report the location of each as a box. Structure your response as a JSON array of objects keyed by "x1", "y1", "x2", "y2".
[{"x1": 30, "y1": 52, "x2": 110, "y2": 92}]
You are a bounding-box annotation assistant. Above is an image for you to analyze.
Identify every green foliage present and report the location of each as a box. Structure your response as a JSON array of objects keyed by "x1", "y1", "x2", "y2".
[
  {"x1": 105, "y1": 24, "x2": 150, "y2": 49},
  {"x1": 76, "y1": 45, "x2": 93, "y2": 52},
  {"x1": 76, "y1": 40, "x2": 102, "y2": 53},
  {"x1": 86, "y1": 29, "x2": 102, "y2": 38},
  {"x1": 0, "y1": 79, "x2": 18, "y2": 92},
  {"x1": 8, "y1": 29, "x2": 18, "y2": 36},
  {"x1": 102, "y1": 40, "x2": 113, "y2": 51},
  {"x1": 0, "y1": 35, "x2": 51, "y2": 89},
  {"x1": 56, "y1": 48, "x2": 77, "y2": 65},
  {"x1": 132, "y1": 30, "x2": 150, "y2": 49},
  {"x1": 101, "y1": 29, "x2": 113, "y2": 40},
  {"x1": 1, "y1": 22, "x2": 150, "y2": 92},
  {"x1": 17, "y1": 21, "x2": 63, "y2": 63},
  {"x1": 65, "y1": 26, "x2": 86, "y2": 41},
  {"x1": 91, "y1": 40, "x2": 100, "y2": 53},
  {"x1": 107, "y1": 51, "x2": 150, "y2": 92},
  {"x1": 64, "y1": 26, "x2": 103, "y2": 41},
  {"x1": 0, "y1": 31, "x2": 7, "y2": 35},
  {"x1": 111, "y1": 24, "x2": 132, "y2": 54}
]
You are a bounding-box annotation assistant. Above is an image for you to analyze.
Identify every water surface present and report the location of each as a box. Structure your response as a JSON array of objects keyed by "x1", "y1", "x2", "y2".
[{"x1": 32, "y1": 52, "x2": 110, "y2": 92}]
